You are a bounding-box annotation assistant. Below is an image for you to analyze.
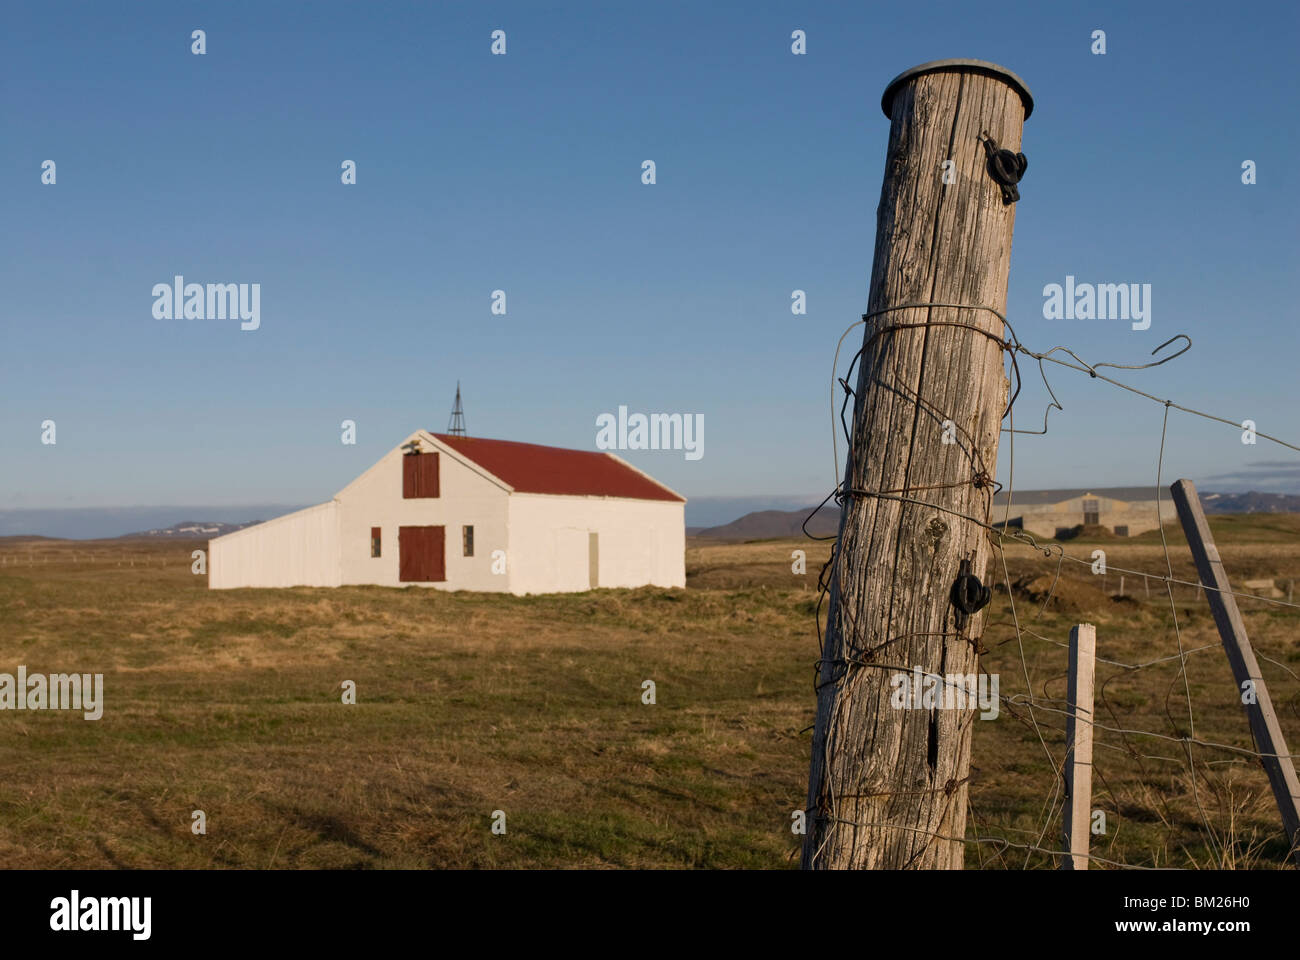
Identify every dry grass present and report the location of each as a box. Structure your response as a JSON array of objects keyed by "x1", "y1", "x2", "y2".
[{"x1": 0, "y1": 515, "x2": 1297, "y2": 869}]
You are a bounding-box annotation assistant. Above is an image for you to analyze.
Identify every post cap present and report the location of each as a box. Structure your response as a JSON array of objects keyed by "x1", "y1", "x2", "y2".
[{"x1": 881, "y1": 58, "x2": 1033, "y2": 119}]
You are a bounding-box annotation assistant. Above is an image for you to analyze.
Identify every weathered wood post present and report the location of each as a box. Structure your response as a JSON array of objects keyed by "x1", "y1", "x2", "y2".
[
  {"x1": 803, "y1": 60, "x2": 1032, "y2": 869},
  {"x1": 1171, "y1": 479, "x2": 1300, "y2": 864},
  {"x1": 1060, "y1": 623, "x2": 1097, "y2": 870}
]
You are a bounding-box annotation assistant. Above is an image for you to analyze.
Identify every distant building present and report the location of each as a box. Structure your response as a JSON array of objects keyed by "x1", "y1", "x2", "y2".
[
  {"x1": 991, "y1": 487, "x2": 1164, "y2": 538},
  {"x1": 209, "y1": 431, "x2": 686, "y2": 593}
]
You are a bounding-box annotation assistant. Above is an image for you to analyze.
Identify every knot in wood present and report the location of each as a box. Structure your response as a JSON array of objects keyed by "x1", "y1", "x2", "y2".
[{"x1": 926, "y1": 517, "x2": 948, "y2": 547}]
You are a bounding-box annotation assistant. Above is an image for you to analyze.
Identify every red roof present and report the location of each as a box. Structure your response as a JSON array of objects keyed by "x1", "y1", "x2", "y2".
[{"x1": 431, "y1": 434, "x2": 685, "y2": 502}]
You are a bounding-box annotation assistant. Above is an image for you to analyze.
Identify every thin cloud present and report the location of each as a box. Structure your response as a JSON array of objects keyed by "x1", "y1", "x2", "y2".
[{"x1": 1201, "y1": 460, "x2": 1300, "y2": 492}]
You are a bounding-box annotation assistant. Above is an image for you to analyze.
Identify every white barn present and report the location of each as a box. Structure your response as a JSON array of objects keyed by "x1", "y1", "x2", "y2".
[{"x1": 208, "y1": 431, "x2": 686, "y2": 594}]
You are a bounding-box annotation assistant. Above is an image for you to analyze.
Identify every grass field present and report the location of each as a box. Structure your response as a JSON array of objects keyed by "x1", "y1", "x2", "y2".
[{"x1": 1, "y1": 514, "x2": 1298, "y2": 869}]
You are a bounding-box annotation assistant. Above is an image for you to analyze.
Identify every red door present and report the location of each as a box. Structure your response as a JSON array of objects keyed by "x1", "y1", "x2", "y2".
[{"x1": 399, "y1": 526, "x2": 445, "y2": 582}]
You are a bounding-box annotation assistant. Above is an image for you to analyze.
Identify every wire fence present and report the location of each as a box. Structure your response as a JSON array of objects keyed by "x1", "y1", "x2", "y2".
[{"x1": 806, "y1": 303, "x2": 1300, "y2": 870}]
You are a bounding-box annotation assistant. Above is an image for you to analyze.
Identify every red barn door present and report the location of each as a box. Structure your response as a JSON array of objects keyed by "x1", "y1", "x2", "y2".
[{"x1": 399, "y1": 525, "x2": 445, "y2": 582}]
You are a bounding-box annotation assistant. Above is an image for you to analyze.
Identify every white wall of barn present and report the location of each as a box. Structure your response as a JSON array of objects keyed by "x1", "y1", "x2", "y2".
[
  {"x1": 335, "y1": 439, "x2": 511, "y2": 591},
  {"x1": 209, "y1": 501, "x2": 342, "y2": 588},
  {"x1": 505, "y1": 494, "x2": 686, "y2": 595}
]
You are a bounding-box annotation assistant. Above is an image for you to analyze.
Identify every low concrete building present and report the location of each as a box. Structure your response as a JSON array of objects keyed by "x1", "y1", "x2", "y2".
[
  {"x1": 209, "y1": 431, "x2": 686, "y2": 593},
  {"x1": 991, "y1": 486, "x2": 1164, "y2": 538}
]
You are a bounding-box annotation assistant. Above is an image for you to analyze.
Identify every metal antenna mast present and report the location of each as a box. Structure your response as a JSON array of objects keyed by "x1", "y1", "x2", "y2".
[{"x1": 447, "y1": 382, "x2": 467, "y2": 436}]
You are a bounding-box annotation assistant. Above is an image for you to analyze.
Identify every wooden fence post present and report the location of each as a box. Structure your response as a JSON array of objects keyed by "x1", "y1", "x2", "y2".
[
  {"x1": 803, "y1": 59, "x2": 1032, "y2": 870},
  {"x1": 1061, "y1": 623, "x2": 1096, "y2": 869},
  {"x1": 1171, "y1": 478, "x2": 1300, "y2": 865}
]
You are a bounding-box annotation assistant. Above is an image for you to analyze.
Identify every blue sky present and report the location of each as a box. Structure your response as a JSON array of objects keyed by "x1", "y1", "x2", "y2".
[{"x1": 2, "y1": 1, "x2": 1297, "y2": 533}]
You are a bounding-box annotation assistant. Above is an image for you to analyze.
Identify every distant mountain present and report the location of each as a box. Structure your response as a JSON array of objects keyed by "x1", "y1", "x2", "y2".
[
  {"x1": 691, "y1": 506, "x2": 838, "y2": 540},
  {"x1": 689, "y1": 491, "x2": 1300, "y2": 541},
  {"x1": 683, "y1": 495, "x2": 827, "y2": 528},
  {"x1": 0, "y1": 505, "x2": 306, "y2": 540},
  {"x1": 118, "y1": 520, "x2": 262, "y2": 539},
  {"x1": 1199, "y1": 492, "x2": 1300, "y2": 513}
]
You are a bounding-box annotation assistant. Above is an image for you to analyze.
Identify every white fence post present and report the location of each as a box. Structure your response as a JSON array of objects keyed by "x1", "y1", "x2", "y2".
[{"x1": 1061, "y1": 623, "x2": 1096, "y2": 870}]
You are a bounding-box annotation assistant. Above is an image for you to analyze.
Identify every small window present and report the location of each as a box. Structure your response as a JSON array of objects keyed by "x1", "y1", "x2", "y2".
[
  {"x1": 1082, "y1": 498, "x2": 1100, "y2": 525},
  {"x1": 1114, "y1": 525, "x2": 1129, "y2": 537},
  {"x1": 402, "y1": 452, "x2": 440, "y2": 498},
  {"x1": 370, "y1": 527, "x2": 381, "y2": 558},
  {"x1": 463, "y1": 525, "x2": 474, "y2": 557}
]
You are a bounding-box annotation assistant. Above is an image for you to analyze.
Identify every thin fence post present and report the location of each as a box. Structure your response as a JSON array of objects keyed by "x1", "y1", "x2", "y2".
[
  {"x1": 1118, "y1": 575, "x2": 1124, "y2": 597},
  {"x1": 1061, "y1": 623, "x2": 1096, "y2": 870},
  {"x1": 1171, "y1": 478, "x2": 1300, "y2": 865}
]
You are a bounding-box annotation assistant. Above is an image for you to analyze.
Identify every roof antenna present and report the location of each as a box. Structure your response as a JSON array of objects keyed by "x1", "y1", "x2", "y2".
[{"x1": 447, "y1": 382, "x2": 467, "y2": 437}]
